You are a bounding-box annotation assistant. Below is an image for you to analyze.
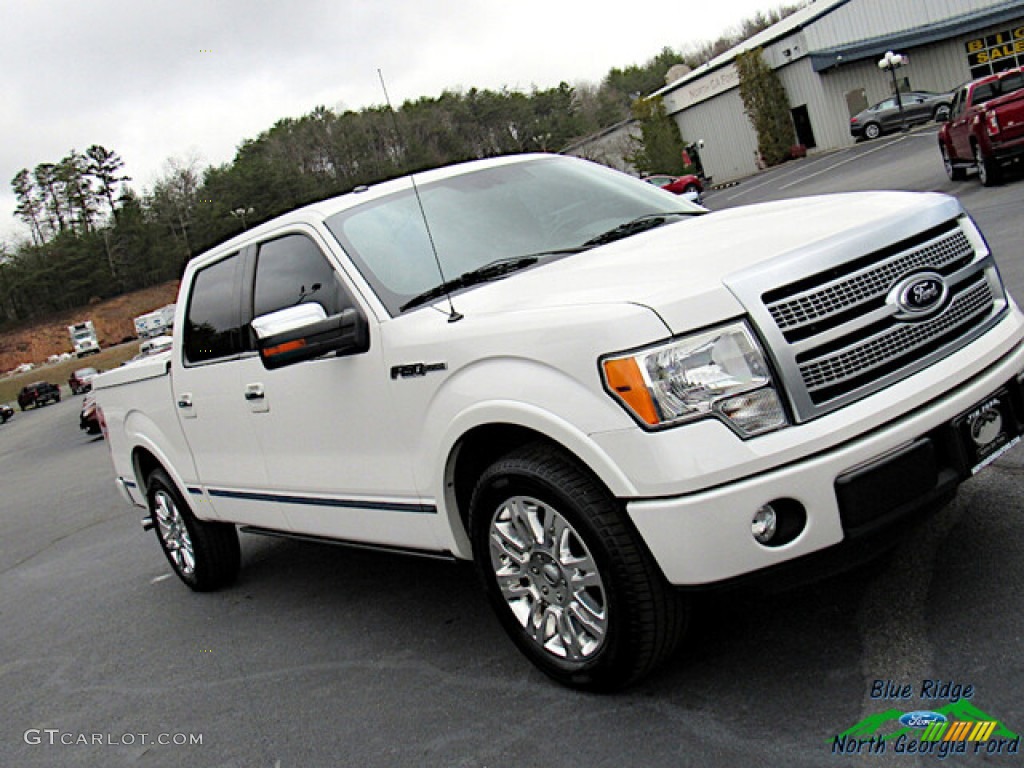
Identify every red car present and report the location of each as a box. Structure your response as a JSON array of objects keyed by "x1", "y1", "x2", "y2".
[
  {"x1": 642, "y1": 174, "x2": 704, "y2": 200},
  {"x1": 69, "y1": 366, "x2": 99, "y2": 395},
  {"x1": 80, "y1": 394, "x2": 101, "y2": 435}
]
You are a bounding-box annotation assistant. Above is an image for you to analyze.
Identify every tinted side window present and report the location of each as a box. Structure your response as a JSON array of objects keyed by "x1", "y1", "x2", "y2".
[
  {"x1": 184, "y1": 253, "x2": 244, "y2": 364},
  {"x1": 1000, "y1": 72, "x2": 1023, "y2": 96},
  {"x1": 973, "y1": 83, "x2": 997, "y2": 105},
  {"x1": 949, "y1": 91, "x2": 961, "y2": 117},
  {"x1": 253, "y1": 234, "x2": 352, "y2": 318}
]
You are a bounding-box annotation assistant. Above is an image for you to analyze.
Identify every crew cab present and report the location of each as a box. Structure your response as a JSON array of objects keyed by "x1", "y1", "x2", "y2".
[
  {"x1": 939, "y1": 65, "x2": 1024, "y2": 186},
  {"x1": 95, "y1": 154, "x2": 1024, "y2": 690}
]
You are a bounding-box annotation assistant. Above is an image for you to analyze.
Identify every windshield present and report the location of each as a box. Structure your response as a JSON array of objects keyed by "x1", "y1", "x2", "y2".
[{"x1": 324, "y1": 156, "x2": 701, "y2": 315}]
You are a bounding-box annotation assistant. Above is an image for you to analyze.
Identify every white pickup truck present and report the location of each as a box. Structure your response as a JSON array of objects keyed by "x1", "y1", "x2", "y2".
[{"x1": 95, "y1": 153, "x2": 1024, "y2": 690}]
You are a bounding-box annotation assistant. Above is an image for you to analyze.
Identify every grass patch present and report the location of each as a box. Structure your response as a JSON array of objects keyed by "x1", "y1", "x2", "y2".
[{"x1": 0, "y1": 343, "x2": 143, "y2": 406}]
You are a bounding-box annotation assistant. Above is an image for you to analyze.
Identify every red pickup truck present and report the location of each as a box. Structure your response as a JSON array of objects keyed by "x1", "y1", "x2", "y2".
[{"x1": 939, "y1": 66, "x2": 1024, "y2": 186}]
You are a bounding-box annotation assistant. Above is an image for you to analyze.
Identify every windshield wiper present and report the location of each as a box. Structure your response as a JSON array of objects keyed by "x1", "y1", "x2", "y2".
[
  {"x1": 582, "y1": 211, "x2": 696, "y2": 248},
  {"x1": 400, "y1": 255, "x2": 540, "y2": 312}
]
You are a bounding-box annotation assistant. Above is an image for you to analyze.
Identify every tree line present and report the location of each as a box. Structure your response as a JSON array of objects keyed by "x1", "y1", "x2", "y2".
[{"x1": 0, "y1": 4, "x2": 801, "y2": 327}]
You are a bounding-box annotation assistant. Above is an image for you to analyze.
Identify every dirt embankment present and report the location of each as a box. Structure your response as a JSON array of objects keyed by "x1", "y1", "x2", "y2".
[{"x1": 0, "y1": 281, "x2": 180, "y2": 373}]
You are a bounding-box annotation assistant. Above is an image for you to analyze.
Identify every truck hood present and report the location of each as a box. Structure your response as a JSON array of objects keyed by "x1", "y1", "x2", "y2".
[{"x1": 446, "y1": 191, "x2": 963, "y2": 334}]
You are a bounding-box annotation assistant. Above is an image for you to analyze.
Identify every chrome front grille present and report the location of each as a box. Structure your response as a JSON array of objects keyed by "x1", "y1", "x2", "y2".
[
  {"x1": 726, "y1": 209, "x2": 1008, "y2": 424},
  {"x1": 767, "y1": 229, "x2": 973, "y2": 334},
  {"x1": 799, "y1": 276, "x2": 993, "y2": 401}
]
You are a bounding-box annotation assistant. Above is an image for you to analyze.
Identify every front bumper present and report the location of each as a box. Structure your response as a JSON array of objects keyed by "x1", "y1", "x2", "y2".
[{"x1": 626, "y1": 339, "x2": 1024, "y2": 586}]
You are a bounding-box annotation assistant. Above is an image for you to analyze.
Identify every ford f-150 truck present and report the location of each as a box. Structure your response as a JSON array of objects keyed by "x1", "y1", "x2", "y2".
[
  {"x1": 94, "y1": 154, "x2": 1024, "y2": 690},
  {"x1": 939, "y1": 65, "x2": 1024, "y2": 186}
]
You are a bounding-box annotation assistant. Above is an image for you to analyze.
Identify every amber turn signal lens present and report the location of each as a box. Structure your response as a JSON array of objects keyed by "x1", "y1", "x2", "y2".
[{"x1": 602, "y1": 358, "x2": 659, "y2": 425}]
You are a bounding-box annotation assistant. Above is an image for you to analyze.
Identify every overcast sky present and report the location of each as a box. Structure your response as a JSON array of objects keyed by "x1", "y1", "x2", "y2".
[{"x1": 0, "y1": 0, "x2": 783, "y2": 245}]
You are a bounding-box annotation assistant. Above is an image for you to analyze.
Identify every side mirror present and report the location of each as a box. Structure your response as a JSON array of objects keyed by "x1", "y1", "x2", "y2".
[{"x1": 252, "y1": 304, "x2": 369, "y2": 370}]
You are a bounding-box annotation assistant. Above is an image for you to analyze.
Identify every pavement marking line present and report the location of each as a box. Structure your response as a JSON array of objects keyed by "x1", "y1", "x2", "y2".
[
  {"x1": 723, "y1": 150, "x2": 853, "y2": 201},
  {"x1": 150, "y1": 573, "x2": 173, "y2": 584},
  {"x1": 779, "y1": 136, "x2": 908, "y2": 191},
  {"x1": 725, "y1": 162, "x2": 822, "y2": 201}
]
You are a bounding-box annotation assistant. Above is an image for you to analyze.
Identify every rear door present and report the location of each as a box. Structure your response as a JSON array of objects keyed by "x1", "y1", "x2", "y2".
[{"x1": 172, "y1": 250, "x2": 281, "y2": 527}]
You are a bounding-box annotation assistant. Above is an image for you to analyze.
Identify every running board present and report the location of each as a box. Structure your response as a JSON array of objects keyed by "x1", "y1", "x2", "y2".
[{"x1": 239, "y1": 526, "x2": 457, "y2": 562}]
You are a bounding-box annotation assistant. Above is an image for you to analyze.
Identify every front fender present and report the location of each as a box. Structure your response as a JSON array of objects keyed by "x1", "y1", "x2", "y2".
[{"x1": 417, "y1": 357, "x2": 642, "y2": 558}]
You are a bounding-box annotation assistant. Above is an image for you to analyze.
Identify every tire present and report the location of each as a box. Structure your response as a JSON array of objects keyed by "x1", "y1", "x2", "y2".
[
  {"x1": 941, "y1": 144, "x2": 966, "y2": 181},
  {"x1": 683, "y1": 184, "x2": 699, "y2": 195},
  {"x1": 863, "y1": 122, "x2": 881, "y2": 140},
  {"x1": 468, "y1": 443, "x2": 686, "y2": 691},
  {"x1": 974, "y1": 142, "x2": 1000, "y2": 187},
  {"x1": 933, "y1": 104, "x2": 950, "y2": 122},
  {"x1": 146, "y1": 468, "x2": 240, "y2": 591}
]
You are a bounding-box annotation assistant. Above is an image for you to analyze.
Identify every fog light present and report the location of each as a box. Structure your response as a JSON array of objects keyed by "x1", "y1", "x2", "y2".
[
  {"x1": 752, "y1": 504, "x2": 778, "y2": 544},
  {"x1": 719, "y1": 387, "x2": 788, "y2": 436}
]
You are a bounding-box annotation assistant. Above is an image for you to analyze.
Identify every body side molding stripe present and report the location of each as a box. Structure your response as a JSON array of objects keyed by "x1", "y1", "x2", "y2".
[{"x1": 206, "y1": 488, "x2": 437, "y2": 514}]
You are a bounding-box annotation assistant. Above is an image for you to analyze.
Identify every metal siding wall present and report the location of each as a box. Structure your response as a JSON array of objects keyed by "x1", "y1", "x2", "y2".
[
  {"x1": 674, "y1": 88, "x2": 761, "y2": 181},
  {"x1": 804, "y1": 0, "x2": 1013, "y2": 50},
  {"x1": 778, "y1": 59, "x2": 848, "y2": 152}
]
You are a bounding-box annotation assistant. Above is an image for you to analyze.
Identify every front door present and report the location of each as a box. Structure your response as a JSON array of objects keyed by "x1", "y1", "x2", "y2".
[{"x1": 242, "y1": 230, "x2": 433, "y2": 550}]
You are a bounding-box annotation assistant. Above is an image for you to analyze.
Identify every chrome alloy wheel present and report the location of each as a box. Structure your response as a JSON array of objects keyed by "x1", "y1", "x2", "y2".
[
  {"x1": 153, "y1": 489, "x2": 196, "y2": 576},
  {"x1": 488, "y1": 495, "x2": 608, "y2": 661}
]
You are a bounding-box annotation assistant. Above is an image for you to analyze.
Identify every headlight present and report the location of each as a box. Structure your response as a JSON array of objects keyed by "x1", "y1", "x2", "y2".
[{"x1": 601, "y1": 321, "x2": 789, "y2": 436}]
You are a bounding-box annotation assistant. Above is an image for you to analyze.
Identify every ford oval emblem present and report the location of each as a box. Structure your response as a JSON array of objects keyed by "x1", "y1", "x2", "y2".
[
  {"x1": 894, "y1": 272, "x2": 948, "y2": 318},
  {"x1": 899, "y1": 711, "x2": 948, "y2": 729}
]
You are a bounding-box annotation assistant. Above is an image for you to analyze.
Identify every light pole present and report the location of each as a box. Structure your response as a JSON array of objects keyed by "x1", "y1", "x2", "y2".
[
  {"x1": 878, "y1": 51, "x2": 908, "y2": 131},
  {"x1": 231, "y1": 206, "x2": 255, "y2": 230}
]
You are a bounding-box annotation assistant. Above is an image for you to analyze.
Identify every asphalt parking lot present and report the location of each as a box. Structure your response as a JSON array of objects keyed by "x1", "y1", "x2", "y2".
[{"x1": 3, "y1": 130, "x2": 1024, "y2": 768}]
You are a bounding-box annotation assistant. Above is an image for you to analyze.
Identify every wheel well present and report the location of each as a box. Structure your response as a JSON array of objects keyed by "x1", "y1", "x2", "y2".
[
  {"x1": 132, "y1": 447, "x2": 164, "y2": 493},
  {"x1": 450, "y1": 425, "x2": 601, "y2": 529}
]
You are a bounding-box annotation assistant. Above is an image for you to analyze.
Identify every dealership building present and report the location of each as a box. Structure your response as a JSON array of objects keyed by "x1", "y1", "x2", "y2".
[{"x1": 585, "y1": 0, "x2": 1024, "y2": 183}]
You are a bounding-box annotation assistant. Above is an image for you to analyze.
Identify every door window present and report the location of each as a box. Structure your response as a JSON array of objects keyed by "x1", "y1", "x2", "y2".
[
  {"x1": 183, "y1": 253, "x2": 244, "y2": 364},
  {"x1": 253, "y1": 234, "x2": 353, "y2": 319}
]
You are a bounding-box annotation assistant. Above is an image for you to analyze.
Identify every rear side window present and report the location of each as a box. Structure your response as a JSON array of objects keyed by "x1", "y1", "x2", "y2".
[
  {"x1": 973, "y1": 83, "x2": 998, "y2": 105},
  {"x1": 184, "y1": 253, "x2": 245, "y2": 364},
  {"x1": 999, "y1": 72, "x2": 1023, "y2": 96},
  {"x1": 253, "y1": 234, "x2": 352, "y2": 318}
]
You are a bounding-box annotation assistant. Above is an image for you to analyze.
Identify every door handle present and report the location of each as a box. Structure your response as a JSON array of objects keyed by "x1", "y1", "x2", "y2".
[
  {"x1": 245, "y1": 383, "x2": 269, "y2": 413},
  {"x1": 177, "y1": 393, "x2": 193, "y2": 408},
  {"x1": 244, "y1": 384, "x2": 265, "y2": 401}
]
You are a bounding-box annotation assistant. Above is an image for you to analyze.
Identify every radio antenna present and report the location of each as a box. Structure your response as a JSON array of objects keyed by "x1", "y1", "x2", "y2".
[{"x1": 378, "y1": 69, "x2": 463, "y2": 323}]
